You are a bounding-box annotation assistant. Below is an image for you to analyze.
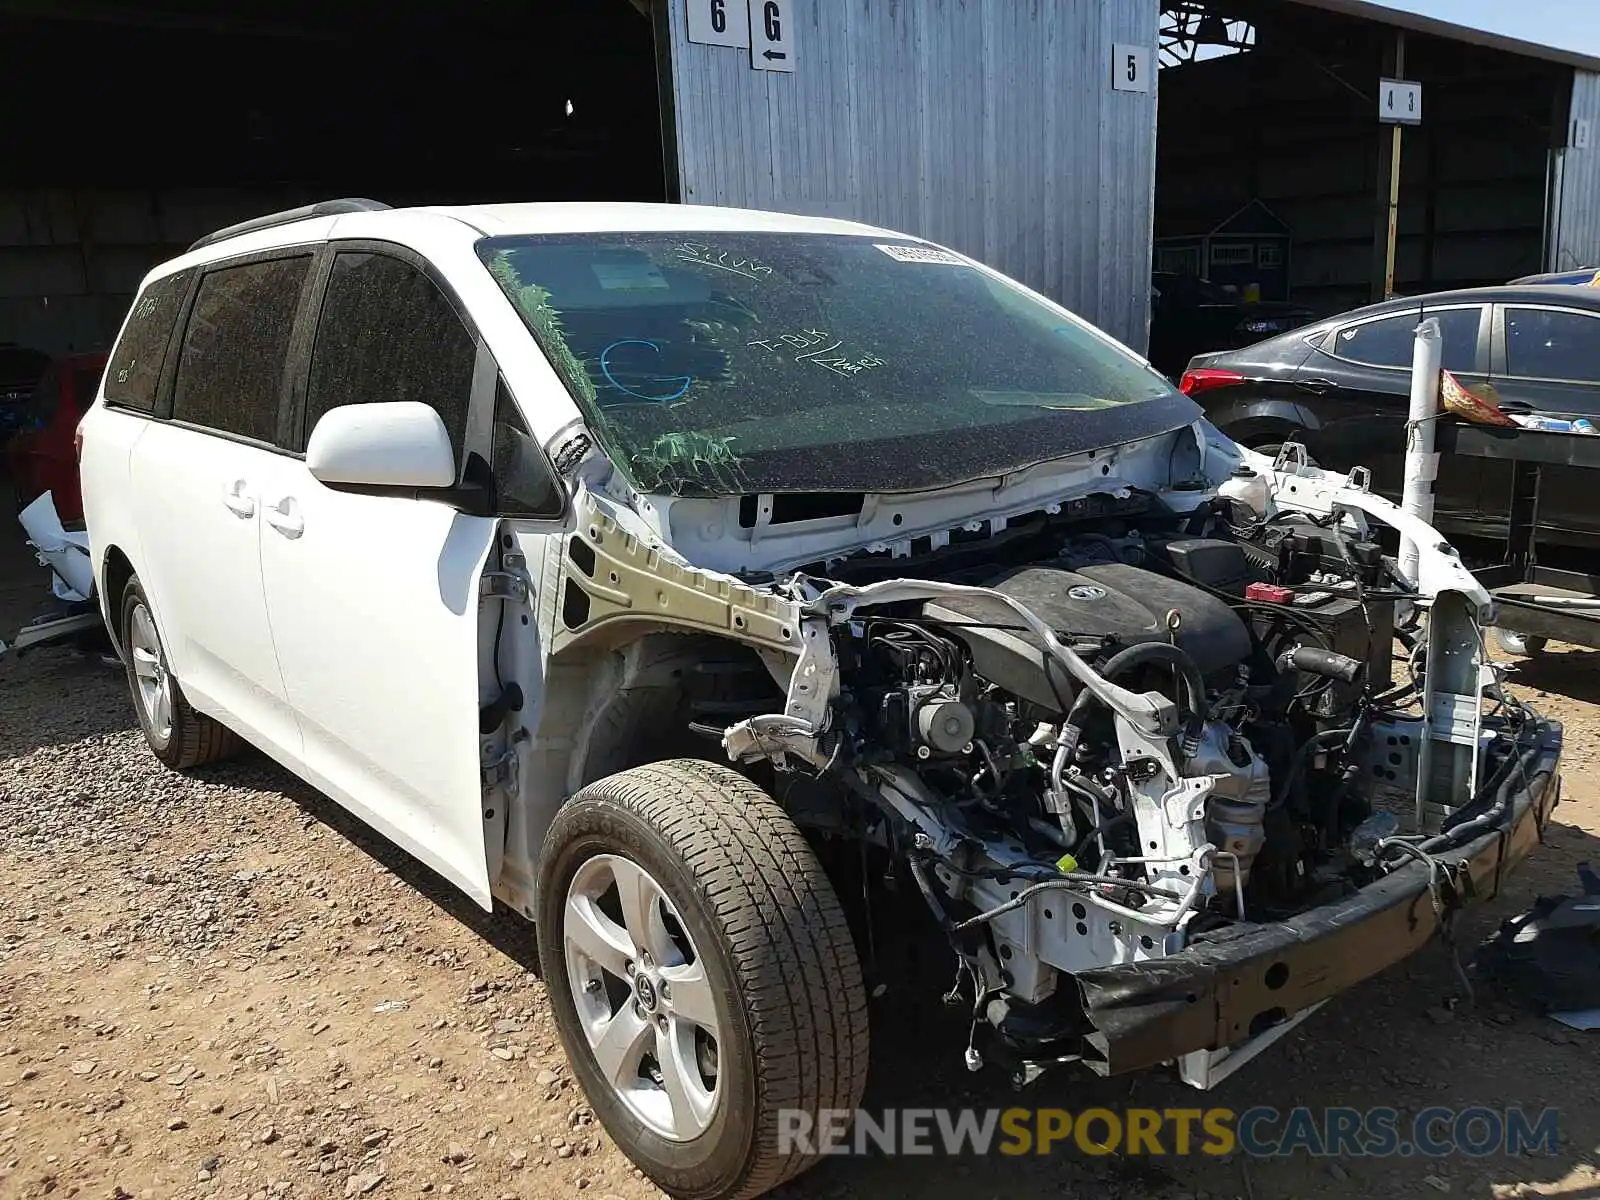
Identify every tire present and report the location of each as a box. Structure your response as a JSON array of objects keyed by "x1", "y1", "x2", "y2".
[
  {"x1": 536, "y1": 759, "x2": 869, "y2": 1200},
  {"x1": 1250, "y1": 438, "x2": 1320, "y2": 468},
  {"x1": 1494, "y1": 627, "x2": 1547, "y2": 658},
  {"x1": 119, "y1": 576, "x2": 241, "y2": 769}
]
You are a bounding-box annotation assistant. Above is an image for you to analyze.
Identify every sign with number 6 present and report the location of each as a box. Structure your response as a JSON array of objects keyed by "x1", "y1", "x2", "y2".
[{"x1": 687, "y1": 0, "x2": 749, "y2": 48}]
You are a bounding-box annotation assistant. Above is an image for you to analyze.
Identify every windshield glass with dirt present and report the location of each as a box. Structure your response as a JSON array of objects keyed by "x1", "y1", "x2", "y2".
[{"x1": 479, "y1": 232, "x2": 1196, "y2": 496}]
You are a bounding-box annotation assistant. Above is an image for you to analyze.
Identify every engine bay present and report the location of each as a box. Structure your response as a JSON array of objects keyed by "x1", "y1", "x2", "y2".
[{"x1": 718, "y1": 463, "x2": 1545, "y2": 1082}]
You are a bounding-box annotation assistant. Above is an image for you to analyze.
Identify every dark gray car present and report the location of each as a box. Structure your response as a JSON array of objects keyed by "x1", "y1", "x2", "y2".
[{"x1": 1182, "y1": 285, "x2": 1600, "y2": 550}]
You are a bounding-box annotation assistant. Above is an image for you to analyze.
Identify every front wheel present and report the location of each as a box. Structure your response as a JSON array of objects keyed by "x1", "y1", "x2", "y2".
[{"x1": 536, "y1": 759, "x2": 869, "y2": 1200}]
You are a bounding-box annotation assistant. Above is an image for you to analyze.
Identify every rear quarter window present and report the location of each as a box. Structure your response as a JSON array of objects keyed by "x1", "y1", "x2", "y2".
[{"x1": 104, "y1": 269, "x2": 194, "y2": 413}]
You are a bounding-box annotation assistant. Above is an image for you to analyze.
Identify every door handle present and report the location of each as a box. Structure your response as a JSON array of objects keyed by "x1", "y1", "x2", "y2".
[
  {"x1": 264, "y1": 496, "x2": 304, "y2": 539},
  {"x1": 1295, "y1": 378, "x2": 1341, "y2": 395},
  {"x1": 222, "y1": 480, "x2": 256, "y2": 519}
]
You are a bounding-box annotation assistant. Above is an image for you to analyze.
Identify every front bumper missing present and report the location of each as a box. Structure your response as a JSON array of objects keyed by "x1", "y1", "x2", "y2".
[{"x1": 1074, "y1": 720, "x2": 1563, "y2": 1079}]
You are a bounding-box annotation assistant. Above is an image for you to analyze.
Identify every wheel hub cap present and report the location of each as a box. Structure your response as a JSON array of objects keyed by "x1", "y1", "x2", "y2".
[
  {"x1": 128, "y1": 602, "x2": 174, "y2": 742},
  {"x1": 634, "y1": 974, "x2": 659, "y2": 1012},
  {"x1": 563, "y1": 854, "x2": 722, "y2": 1142}
]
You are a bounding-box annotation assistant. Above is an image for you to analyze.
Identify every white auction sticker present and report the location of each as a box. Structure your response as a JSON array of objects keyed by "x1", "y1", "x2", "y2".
[{"x1": 875, "y1": 243, "x2": 966, "y2": 265}]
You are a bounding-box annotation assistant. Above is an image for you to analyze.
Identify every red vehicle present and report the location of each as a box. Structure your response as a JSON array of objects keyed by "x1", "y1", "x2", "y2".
[{"x1": 5, "y1": 352, "x2": 107, "y2": 525}]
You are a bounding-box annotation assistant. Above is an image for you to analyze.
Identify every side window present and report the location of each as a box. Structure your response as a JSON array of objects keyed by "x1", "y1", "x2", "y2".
[
  {"x1": 24, "y1": 362, "x2": 62, "y2": 426},
  {"x1": 104, "y1": 269, "x2": 193, "y2": 413},
  {"x1": 1423, "y1": 307, "x2": 1484, "y2": 373},
  {"x1": 1504, "y1": 308, "x2": 1600, "y2": 381},
  {"x1": 1331, "y1": 308, "x2": 1481, "y2": 371},
  {"x1": 172, "y1": 257, "x2": 311, "y2": 442},
  {"x1": 304, "y1": 252, "x2": 476, "y2": 460},
  {"x1": 1330, "y1": 314, "x2": 1416, "y2": 367},
  {"x1": 491, "y1": 377, "x2": 563, "y2": 517}
]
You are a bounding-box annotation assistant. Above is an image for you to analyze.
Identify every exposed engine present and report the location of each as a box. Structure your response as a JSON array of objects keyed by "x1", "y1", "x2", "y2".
[{"x1": 721, "y1": 468, "x2": 1520, "y2": 1079}]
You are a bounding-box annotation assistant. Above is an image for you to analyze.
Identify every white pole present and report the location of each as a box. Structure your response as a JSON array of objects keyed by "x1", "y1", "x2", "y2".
[{"x1": 1400, "y1": 318, "x2": 1443, "y2": 586}]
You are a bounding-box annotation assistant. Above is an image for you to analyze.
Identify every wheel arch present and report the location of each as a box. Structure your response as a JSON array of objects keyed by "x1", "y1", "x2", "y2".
[
  {"x1": 493, "y1": 629, "x2": 787, "y2": 917},
  {"x1": 1206, "y1": 397, "x2": 1322, "y2": 449},
  {"x1": 99, "y1": 544, "x2": 137, "y2": 656}
]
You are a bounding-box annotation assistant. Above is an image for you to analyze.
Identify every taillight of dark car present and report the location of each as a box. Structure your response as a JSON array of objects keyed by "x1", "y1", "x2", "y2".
[{"x1": 1179, "y1": 368, "x2": 1245, "y2": 396}]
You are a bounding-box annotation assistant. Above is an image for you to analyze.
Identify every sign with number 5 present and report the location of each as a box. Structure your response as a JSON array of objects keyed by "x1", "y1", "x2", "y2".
[
  {"x1": 1112, "y1": 43, "x2": 1152, "y2": 93},
  {"x1": 687, "y1": 0, "x2": 749, "y2": 48}
]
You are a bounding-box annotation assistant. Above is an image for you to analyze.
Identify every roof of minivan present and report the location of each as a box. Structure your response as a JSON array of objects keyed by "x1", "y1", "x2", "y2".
[{"x1": 418, "y1": 201, "x2": 892, "y2": 239}]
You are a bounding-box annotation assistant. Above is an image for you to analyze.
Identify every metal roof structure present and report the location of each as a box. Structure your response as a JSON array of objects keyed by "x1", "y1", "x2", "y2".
[{"x1": 1283, "y1": 0, "x2": 1600, "y2": 73}]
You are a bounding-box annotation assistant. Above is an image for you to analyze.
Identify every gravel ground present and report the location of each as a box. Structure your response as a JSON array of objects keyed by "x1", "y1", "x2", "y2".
[{"x1": 4, "y1": 498, "x2": 1600, "y2": 1200}]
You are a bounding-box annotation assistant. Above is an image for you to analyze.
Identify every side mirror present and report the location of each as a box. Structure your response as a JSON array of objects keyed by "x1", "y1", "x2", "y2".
[{"x1": 307, "y1": 402, "x2": 456, "y2": 490}]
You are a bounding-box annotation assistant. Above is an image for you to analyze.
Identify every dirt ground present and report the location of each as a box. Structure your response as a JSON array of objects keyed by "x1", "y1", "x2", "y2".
[{"x1": 4, "y1": 497, "x2": 1600, "y2": 1200}]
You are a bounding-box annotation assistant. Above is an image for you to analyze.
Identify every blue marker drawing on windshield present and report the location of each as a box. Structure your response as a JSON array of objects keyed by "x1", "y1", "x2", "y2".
[{"x1": 597, "y1": 339, "x2": 694, "y2": 403}]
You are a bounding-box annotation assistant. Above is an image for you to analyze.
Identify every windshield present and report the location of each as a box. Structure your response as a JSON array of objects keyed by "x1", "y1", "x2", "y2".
[{"x1": 480, "y1": 232, "x2": 1195, "y2": 496}]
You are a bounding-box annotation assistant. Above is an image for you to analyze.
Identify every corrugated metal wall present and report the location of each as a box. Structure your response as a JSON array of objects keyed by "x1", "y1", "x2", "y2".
[
  {"x1": 1553, "y1": 70, "x2": 1600, "y2": 271},
  {"x1": 659, "y1": 0, "x2": 1160, "y2": 351}
]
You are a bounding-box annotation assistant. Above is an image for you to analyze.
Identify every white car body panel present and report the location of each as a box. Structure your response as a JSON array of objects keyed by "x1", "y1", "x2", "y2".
[
  {"x1": 253, "y1": 453, "x2": 501, "y2": 906},
  {"x1": 128, "y1": 420, "x2": 302, "y2": 755},
  {"x1": 79, "y1": 199, "x2": 1491, "y2": 933}
]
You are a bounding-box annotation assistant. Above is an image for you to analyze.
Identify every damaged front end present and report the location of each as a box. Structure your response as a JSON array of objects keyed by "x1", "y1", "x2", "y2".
[{"x1": 718, "y1": 442, "x2": 1562, "y2": 1089}]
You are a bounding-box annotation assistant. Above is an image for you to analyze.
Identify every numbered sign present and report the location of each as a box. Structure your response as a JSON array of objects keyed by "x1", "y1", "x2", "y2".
[
  {"x1": 687, "y1": 0, "x2": 749, "y2": 48},
  {"x1": 1112, "y1": 43, "x2": 1151, "y2": 93},
  {"x1": 749, "y1": 0, "x2": 794, "y2": 72},
  {"x1": 1379, "y1": 79, "x2": 1422, "y2": 126}
]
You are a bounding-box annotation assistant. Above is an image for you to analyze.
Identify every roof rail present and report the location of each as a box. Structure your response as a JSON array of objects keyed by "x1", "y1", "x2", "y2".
[{"x1": 187, "y1": 198, "x2": 392, "y2": 253}]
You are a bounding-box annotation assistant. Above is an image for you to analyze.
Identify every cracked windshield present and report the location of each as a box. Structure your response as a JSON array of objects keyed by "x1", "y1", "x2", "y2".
[{"x1": 479, "y1": 232, "x2": 1185, "y2": 496}]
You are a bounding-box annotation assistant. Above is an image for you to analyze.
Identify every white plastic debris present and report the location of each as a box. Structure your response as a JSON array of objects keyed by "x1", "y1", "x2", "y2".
[{"x1": 18, "y1": 490, "x2": 93, "y2": 602}]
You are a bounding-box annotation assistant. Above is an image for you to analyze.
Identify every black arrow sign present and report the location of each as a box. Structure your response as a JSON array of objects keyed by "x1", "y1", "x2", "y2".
[{"x1": 763, "y1": 49, "x2": 787, "y2": 59}]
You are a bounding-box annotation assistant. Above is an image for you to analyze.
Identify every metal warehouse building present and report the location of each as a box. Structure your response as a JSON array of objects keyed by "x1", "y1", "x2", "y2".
[{"x1": 3, "y1": 0, "x2": 1599, "y2": 360}]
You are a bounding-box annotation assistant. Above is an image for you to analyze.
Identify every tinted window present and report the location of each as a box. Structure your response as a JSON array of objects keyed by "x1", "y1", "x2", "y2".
[
  {"x1": 69, "y1": 359, "x2": 106, "y2": 413},
  {"x1": 1505, "y1": 308, "x2": 1600, "y2": 380},
  {"x1": 172, "y1": 257, "x2": 310, "y2": 441},
  {"x1": 104, "y1": 270, "x2": 192, "y2": 413},
  {"x1": 304, "y1": 252, "x2": 476, "y2": 459},
  {"x1": 1331, "y1": 308, "x2": 1482, "y2": 371},
  {"x1": 24, "y1": 362, "x2": 62, "y2": 425},
  {"x1": 491, "y1": 377, "x2": 562, "y2": 517},
  {"x1": 0, "y1": 345, "x2": 50, "y2": 388},
  {"x1": 479, "y1": 232, "x2": 1186, "y2": 496},
  {"x1": 1429, "y1": 308, "x2": 1485, "y2": 372}
]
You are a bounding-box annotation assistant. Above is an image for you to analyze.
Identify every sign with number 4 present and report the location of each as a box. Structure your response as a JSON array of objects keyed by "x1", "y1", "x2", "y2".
[
  {"x1": 1380, "y1": 79, "x2": 1422, "y2": 126},
  {"x1": 687, "y1": 0, "x2": 749, "y2": 48}
]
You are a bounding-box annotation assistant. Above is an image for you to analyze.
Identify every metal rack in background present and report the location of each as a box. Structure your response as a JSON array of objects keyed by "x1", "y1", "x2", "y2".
[{"x1": 1436, "y1": 418, "x2": 1600, "y2": 653}]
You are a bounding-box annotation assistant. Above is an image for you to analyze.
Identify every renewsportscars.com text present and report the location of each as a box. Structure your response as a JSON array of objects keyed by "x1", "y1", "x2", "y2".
[{"x1": 777, "y1": 1106, "x2": 1560, "y2": 1159}]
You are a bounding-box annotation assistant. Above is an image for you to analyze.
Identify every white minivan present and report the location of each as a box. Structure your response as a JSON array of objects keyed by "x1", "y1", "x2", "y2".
[{"x1": 79, "y1": 199, "x2": 1557, "y2": 1199}]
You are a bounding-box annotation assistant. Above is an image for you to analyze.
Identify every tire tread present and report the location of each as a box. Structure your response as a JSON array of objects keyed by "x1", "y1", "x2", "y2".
[{"x1": 559, "y1": 758, "x2": 869, "y2": 1200}]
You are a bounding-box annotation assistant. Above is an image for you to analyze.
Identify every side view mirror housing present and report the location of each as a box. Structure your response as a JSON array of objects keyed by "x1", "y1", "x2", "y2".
[{"x1": 307, "y1": 402, "x2": 457, "y2": 490}]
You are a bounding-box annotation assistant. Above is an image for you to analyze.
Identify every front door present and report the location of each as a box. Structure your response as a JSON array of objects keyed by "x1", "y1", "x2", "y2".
[{"x1": 258, "y1": 247, "x2": 500, "y2": 905}]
